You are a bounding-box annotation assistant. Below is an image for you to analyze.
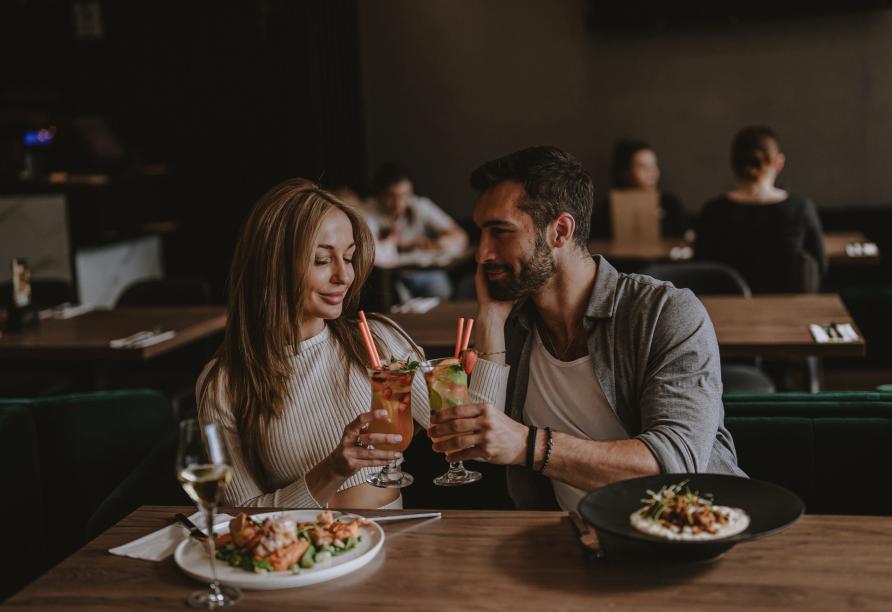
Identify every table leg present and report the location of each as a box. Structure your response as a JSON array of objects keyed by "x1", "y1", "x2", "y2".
[{"x1": 806, "y1": 356, "x2": 822, "y2": 393}]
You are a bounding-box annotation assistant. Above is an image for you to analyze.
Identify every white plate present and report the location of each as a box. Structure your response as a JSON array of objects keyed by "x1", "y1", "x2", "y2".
[{"x1": 174, "y1": 510, "x2": 384, "y2": 590}]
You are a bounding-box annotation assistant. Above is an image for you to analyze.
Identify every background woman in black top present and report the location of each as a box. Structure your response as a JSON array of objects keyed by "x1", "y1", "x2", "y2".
[
  {"x1": 695, "y1": 126, "x2": 827, "y2": 293},
  {"x1": 591, "y1": 139, "x2": 688, "y2": 238}
]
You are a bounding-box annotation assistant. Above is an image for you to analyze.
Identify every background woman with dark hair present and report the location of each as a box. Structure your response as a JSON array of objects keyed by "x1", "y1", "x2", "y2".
[
  {"x1": 591, "y1": 139, "x2": 687, "y2": 239},
  {"x1": 695, "y1": 126, "x2": 827, "y2": 293}
]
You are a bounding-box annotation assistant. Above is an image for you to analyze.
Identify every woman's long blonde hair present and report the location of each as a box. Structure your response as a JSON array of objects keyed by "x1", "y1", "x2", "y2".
[{"x1": 199, "y1": 178, "x2": 384, "y2": 487}]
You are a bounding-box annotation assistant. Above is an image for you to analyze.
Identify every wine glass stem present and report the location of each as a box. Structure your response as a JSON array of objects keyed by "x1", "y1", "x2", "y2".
[{"x1": 205, "y1": 505, "x2": 222, "y2": 599}]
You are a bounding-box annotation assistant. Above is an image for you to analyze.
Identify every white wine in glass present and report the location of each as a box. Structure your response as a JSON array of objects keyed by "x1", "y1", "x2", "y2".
[
  {"x1": 176, "y1": 419, "x2": 242, "y2": 609},
  {"x1": 178, "y1": 464, "x2": 233, "y2": 509}
]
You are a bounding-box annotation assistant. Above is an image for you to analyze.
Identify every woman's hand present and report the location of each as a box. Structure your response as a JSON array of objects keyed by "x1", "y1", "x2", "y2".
[{"x1": 327, "y1": 409, "x2": 404, "y2": 479}]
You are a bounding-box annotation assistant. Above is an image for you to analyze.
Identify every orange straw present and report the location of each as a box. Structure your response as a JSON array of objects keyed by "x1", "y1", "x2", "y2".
[
  {"x1": 357, "y1": 310, "x2": 382, "y2": 369},
  {"x1": 460, "y1": 318, "x2": 474, "y2": 353},
  {"x1": 454, "y1": 317, "x2": 465, "y2": 359}
]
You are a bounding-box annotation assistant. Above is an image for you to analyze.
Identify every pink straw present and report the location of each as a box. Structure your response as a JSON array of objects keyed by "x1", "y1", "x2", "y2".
[
  {"x1": 460, "y1": 318, "x2": 474, "y2": 353},
  {"x1": 358, "y1": 310, "x2": 382, "y2": 369},
  {"x1": 454, "y1": 317, "x2": 465, "y2": 359}
]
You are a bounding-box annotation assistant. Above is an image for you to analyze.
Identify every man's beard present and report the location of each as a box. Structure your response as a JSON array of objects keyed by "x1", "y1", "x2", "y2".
[{"x1": 484, "y1": 231, "x2": 556, "y2": 301}]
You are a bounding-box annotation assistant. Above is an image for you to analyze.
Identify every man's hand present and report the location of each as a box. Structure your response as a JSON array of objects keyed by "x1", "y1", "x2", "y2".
[
  {"x1": 474, "y1": 264, "x2": 512, "y2": 362},
  {"x1": 429, "y1": 403, "x2": 527, "y2": 465}
]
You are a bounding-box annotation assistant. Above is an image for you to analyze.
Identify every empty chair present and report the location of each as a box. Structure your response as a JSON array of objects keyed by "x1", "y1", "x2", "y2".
[
  {"x1": 640, "y1": 261, "x2": 751, "y2": 296},
  {"x1": 115, "y1": 277, "x2": 212, "y2": 307},
  {"x1": 641, "y1": 261, "x2": 775, "y2": 394}
]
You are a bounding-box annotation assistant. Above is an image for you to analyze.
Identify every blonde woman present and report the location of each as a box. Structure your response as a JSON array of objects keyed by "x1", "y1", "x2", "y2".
[{"x1": 198, "y1": 179, "x2": 433, "y2": 510}]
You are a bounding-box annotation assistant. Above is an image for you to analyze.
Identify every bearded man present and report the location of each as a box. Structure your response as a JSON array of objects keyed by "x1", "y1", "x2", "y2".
[{"x1": 429, "y1": 146, "x2": 744, "y2": 511}]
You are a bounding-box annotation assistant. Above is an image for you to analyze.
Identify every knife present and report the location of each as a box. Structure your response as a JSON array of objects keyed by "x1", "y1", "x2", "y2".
[
  {"x1": 336, "y1": 511, "x2": 442, "y2": 523},
  {"x1": 367, "y1": 512, "x2": 442, "y2": 523},
  {"x1": 569, "y1": 512, "x2": 603, "y2": 558},
  {"x1": 175, "y1": 513, "x2": 208, "y2": 541}
]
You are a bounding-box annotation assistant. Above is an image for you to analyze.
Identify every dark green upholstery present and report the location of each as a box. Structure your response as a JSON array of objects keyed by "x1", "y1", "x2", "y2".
[
  {"x1": 727, "y1": 417, "x2": 815, "y2": 510},
  {"x1": 85, "y1": 428, "x2": 190, "y2": 541},
  {"x1": 724, "y1": 392, "x2": 892, "y2": 515},
  {"x1": 0, "y1": 389, "x2": 174, "y2": 572},
  {"x1": 0, "y1": 405, "x2": 44, "y2": 600}
]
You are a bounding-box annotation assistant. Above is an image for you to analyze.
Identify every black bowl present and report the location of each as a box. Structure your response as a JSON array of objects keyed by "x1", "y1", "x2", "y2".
[{"x1": 578, "y1": 474, "x2": 804, "y2": 562}]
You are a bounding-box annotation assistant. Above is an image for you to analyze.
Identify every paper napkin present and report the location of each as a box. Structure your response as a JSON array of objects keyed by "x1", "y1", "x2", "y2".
[{"x1": 109, "y1": 511, "x2": 233, "y2": 561}]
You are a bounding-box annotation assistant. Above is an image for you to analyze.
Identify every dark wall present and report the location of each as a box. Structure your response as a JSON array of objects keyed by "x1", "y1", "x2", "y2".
[
  {"x1": 1, "y1": 0, "x2": 367, "y2": 298},
  {"x1": 360, "y1": 0, "x2": 892, "y2": 217}
]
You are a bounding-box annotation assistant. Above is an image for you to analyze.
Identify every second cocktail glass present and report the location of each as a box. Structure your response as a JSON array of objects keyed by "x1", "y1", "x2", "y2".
[{"x1": 420, "y1": 357, "x2": 483, "y2": 486}]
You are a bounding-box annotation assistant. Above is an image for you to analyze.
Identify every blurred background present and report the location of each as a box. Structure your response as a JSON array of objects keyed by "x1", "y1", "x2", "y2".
[{"x1": 2, "y1": 0, "x2": 891, "y2": 300}]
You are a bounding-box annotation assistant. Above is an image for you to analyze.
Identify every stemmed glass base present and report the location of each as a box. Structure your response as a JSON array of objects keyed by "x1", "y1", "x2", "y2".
[
  {"x1": 368, "y1": 460, "x2": 414, "y2": 488},
  {"x1": 187, "y1": 584, "x2": 242, "y2": 609},
  {"x1": 434, "y1": 461, "x2": 482, "y2": 486}
]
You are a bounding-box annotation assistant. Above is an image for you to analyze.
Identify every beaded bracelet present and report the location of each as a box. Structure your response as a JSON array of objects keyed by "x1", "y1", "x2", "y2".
[
  {"x1": 478, "y1": 350, "x2": 506, "y2": 357},
  {"x1": 539, "y1": 427, "x2": 554, "y2": 474},
  {"x1": 525, "y1": 426, "x2": 538, "y2": 470}
]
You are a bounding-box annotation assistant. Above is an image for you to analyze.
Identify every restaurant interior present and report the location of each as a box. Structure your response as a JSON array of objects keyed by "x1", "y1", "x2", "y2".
[{"x1": 2, "y1": 0, "x2": 892, "y2": 609}]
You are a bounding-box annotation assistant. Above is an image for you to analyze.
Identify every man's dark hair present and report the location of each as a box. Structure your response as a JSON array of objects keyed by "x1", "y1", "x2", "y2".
[
  {"x1": 611, "y1": 138, "x2": 652, "y2": 188},
  {"x1": 730, "y1": 126, "x2": 781, "y2": 180},
  {"x1": 469, "y1": 146, "x2": 594, "y2": 248},
  {"x1": 372, "y1": 162, "x2": 410, "y2": 195}
]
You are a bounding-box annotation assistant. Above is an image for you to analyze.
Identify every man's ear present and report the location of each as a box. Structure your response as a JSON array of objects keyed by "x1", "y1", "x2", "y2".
[{"x1": 551, "y1": 212, "x2": 576, "y2": 248}]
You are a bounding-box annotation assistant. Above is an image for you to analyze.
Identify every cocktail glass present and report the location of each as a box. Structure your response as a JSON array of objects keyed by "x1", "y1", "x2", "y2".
[
  {"x1": 420, "y1": 357, "x2": 483, "y2": 486},
  {"x1": 366, "y1": 365, "x2": 415, "y2": 488}
]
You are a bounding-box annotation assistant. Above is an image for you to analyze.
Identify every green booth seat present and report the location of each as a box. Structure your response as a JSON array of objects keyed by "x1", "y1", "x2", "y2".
[
  {"x1": 85, "y1": 427, "x2": 189, "y2": 541},
  {"x1": 724, "y1": 392, "x2": 892, "y2": 515},
  {"x1": 0, "y1": 405, "x2": 45, "y2": 601},
  {"x1": 0, "y1": 389, "x2": 176, "y2": 577}
]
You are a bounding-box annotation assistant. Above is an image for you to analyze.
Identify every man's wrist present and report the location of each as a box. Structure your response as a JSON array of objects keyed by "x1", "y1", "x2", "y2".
[{"x1": 474, "y1": 318, "x2": 506, "y2": 352}]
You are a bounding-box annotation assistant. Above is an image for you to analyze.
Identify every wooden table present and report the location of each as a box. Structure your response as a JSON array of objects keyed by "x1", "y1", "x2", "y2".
[
  {"x1": 822, "y1": 231, "x2": 881, "y2": 265},
  {"x1": 701, "y1": 294, "x2": 864, "y2": 358},
  {"x1": 588, "y1": 231, "x2": 880, "y2": 266},
  {"x1": 389, "y1": 295, "x2": 865, "y2": 359},
  {"x1": 0, "y1": 306, "x2": 226, "y2": 361},
  {"x1": 6, "y1": 505, "x2": 892, "y2": 611}
]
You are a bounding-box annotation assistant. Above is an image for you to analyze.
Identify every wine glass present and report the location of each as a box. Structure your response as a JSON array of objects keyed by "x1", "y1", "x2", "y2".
[
  {"x1": 176, "y1": 419, "x2": 242, "y2": 609},
  {"x1": 419, "y1": 358, "x2": 482, "y2": 486}
]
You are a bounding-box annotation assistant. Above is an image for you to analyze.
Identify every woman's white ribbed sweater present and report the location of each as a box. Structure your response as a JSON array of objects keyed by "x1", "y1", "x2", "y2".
[{"x1": 198, "y1": 317, "x2": 508, "y2": 508}]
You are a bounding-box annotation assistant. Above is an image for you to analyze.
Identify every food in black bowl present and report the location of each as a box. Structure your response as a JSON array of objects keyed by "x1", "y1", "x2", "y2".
[{"x1": 578, "y1": 474, "x2": 804, "y2": 562}]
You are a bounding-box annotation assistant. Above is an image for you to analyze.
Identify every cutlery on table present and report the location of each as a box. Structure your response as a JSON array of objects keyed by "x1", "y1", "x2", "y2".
[
  {"x1": 174, "y1": 513, "x2": 208, "y2": 541},
  {"x1": 336, "y1": 511, "x2": 442, "y2": 523},
  {"x1": 366, "y1": 512, "x2": 442, "y2": 523},
  {"x1": 569, "y1": 511, "x2": 603, "y2": 559}
]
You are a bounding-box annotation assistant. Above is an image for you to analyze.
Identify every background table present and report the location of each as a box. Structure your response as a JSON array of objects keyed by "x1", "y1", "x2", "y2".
[
  {"x1": 0, "y1": 306, "x2": 226, "y2": 361},
  {"x1": 389, "y1": 295, "x2": 865, "y2": 359},
  {"x1": 700, "y1": 294, "x2": 864, "y2": 358},
  {"x1": 373, "y1": 246, "x2": 476, "y2": 310},
  {"x1": 588, "y1": 231, "x2": 880, "y2": 266},
  {"x1": 822, "y1": 230, "x2": 881, "y2": 265},
  {"x1": 5, "y1": 505, "x2": 891, "y2": 611}
]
